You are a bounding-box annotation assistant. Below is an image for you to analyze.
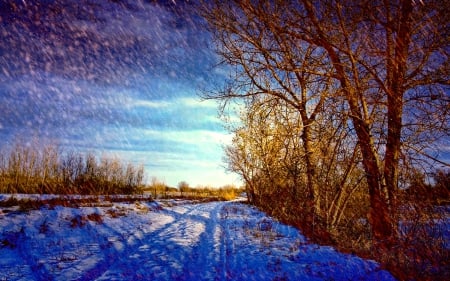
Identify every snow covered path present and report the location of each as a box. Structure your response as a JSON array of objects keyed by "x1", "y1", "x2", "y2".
[{"x1": 0, "y1": 199, "x2": 396, "y2": 280}]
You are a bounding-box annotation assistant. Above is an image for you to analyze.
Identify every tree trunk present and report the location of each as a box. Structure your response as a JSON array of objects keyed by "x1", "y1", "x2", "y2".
[
  {"x1": 350, "y1": 105, "x2": 395, "y2": 245},
  {"x1": 383, "y1": 0, "x2": 413, "y2": 218},
  {"x1": 301, "y1": 121, "x2": 320, "y2": 216},
  {"x1": 322, "y1": 40, "x2": 396, "y2": 245}
]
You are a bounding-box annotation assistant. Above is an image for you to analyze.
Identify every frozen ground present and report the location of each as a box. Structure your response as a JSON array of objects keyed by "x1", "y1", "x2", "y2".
[{"x1": 0, "y1": 197, "x2": 396, "y2": 280}]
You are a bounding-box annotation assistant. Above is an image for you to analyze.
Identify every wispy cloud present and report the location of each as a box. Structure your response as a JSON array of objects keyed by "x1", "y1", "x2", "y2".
[
  {"x1": 0, "y1": 0, "x2": 235, "y2": 186},
  {"x1": 141, "y1": 129, "x2": 232, "y2": 146},
  {"x1": 179, "y1": 97, "x2": 219, "y2": 108},
  {"x1": 128, "y1": 99, "x2": 172, "y2": 109}
]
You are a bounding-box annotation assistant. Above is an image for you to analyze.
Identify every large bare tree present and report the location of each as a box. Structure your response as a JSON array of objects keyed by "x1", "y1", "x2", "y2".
[
  {"x1": 202, "y1": 0, "x2": 449, "y2": 249},
  {"x1": 202, "y1": 0, "x2": 340, "y2": 218}
]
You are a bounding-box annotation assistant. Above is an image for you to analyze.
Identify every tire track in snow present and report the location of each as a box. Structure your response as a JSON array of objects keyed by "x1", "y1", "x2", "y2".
[
  {"x1": 74, "y1": 223, "x2": 140, "y2": 281},
  {"x1": 218, "y1": 202, "x2": 232, "y2": 281},
  {"x1": 76, "y1": 209, "x2": 176, "y2": 281},
  {"x1": 92, "y1": 202, "x2": 225, "y2": 280},
  {"x1": 15, "y1": 226, "x2": 54, "y2": 281},
  {"x1": 183, "y1": 202, "x2": 227, "y2": 280},
  {"x1": 95, "y1": 220, "x2": 183, "y2": 279}
]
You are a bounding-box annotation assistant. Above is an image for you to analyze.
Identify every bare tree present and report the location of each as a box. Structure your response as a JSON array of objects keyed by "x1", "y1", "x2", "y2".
[
  {"x1": 202, "y1": 0, "x2": 449, "y2": 249},
  {"x1": 295, "y1": 0, "x2": 449, "y2": 247},
  {"x1": 225, "y1": 92, "x2": 368, "y2": 235},
  {"x1": 178, "y1": 181, "x2": 190, "y2": 196},
  {"x1": 202, "y1": 0, "x2": 342, "y2": 218}
]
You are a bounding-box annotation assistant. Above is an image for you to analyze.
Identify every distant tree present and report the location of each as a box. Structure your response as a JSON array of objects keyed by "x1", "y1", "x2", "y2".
[
  {"x1": 432, "y1": 169, "x2": 450, "y2": 202},
  {"x1": 150, "y1": 177, "x2": 167, "y2": 198},
  {"x1": 433, "y1": 170, "x2": 450, "y2": 190},
  {"x1": 178, "y1": 181, "x2": 190, "y2": 196}
]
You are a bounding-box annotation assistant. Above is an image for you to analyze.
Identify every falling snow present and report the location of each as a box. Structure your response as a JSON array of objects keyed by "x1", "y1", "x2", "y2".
[{"x1": 0, "y1": 0, "x2": 233, "y2": 187}]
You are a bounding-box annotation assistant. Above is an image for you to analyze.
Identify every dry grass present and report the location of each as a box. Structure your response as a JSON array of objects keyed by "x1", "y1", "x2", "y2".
[{"x1": 0, "y1": 143, "x2": 145, "y2": 195}]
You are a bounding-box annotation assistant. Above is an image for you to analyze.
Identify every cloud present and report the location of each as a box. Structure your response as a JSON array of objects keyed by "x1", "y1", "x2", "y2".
[
  {"x1": 141, "y1": 128, "x2": 232, "y2": 147},
  {"x1": 0, "y1": 0, "x2": 236, "y2": 187},
  {"x1": 179, "y1": 97, "x2": 218, "y2": 108},
  {"x1": 128, "y1": 99, "x2": 172, "y2": 109}
]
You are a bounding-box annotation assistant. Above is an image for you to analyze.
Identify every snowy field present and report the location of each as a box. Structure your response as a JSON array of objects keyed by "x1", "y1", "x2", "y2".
[{"x1": 0, "y1": 196, "x2": 396, "y2": 280}]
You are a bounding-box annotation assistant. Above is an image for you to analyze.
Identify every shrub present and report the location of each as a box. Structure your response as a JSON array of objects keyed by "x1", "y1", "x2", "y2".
[{"x1": 0, "y1": 142, "x2": 145, "y2": 195}]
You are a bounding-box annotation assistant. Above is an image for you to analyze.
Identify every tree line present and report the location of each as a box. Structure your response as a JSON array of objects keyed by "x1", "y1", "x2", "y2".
[
  {"x1": 0, "y1": 142, "x2": 145, "y2": 195},
  {"x1": 145, "y1": 177, "x2": 242, "y2": 201},
  {"x1": 200, "y1": 0, "x2": 449, "y2": 279}
]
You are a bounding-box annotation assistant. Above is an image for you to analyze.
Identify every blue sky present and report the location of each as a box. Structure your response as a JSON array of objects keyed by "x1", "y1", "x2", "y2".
[{"x1": 0, "y1": 0, "x2": 239, "y2": 187}]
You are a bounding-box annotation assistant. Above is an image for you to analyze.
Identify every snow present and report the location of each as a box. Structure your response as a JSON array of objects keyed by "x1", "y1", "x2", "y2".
[{"x1": 0, "y1": 196, "x2": 396, "y2": 280}]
